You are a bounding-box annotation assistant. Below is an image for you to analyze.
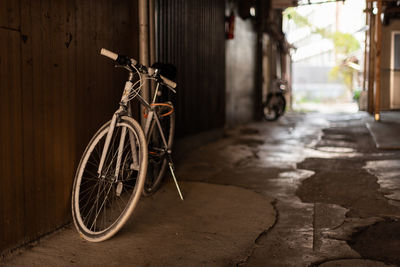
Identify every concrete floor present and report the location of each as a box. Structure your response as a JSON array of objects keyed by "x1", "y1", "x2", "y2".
[
  {"x1": 366, "y1": 111, "x2": 400, "y2": 149},
  {"x1": 2, "y1": 111, "x2": 400, "y2": 266}
]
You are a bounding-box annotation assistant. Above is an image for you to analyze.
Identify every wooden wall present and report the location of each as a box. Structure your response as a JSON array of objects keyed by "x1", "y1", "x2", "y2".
[
  {"x1": 155, "y1": 0, "x2": 226, "y2": 138},
  {"x1": 0, "y1": 0, "x2": 138, "y2": 253}
]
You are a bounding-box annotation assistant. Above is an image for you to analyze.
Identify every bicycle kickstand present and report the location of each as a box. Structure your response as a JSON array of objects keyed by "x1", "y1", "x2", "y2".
[{"x1": 167, "y1": 156, "x2": 184, "y2": 201}]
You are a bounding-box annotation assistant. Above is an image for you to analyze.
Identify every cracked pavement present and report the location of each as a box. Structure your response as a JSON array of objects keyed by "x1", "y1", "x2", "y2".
[
  {"x1": 2, "y1": 112, "x2": 400, "y2": 266},
  {"x1": 178, "y1": 112, "x2": 400, "y2": 266}
]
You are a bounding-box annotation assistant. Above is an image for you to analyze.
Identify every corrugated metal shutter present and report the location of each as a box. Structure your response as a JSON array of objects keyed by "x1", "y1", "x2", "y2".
[{"x1": 155, "y1": 0, "x2": 226, "y2": 138}]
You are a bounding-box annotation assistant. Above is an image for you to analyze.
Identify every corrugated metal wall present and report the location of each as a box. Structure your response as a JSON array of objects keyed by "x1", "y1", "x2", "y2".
[
  {"x1": 155, "y1": 0, "x2": 226, "y2": 138},
  {"x1": 0, "y1": 0, "x2": 138, "y2": 253}
]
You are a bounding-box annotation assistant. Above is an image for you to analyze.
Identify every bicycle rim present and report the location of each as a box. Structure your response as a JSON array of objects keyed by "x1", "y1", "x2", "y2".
[
  {"x1": 72, "y1": 117, "x2": 147, "y2": 242},
  {"x1": 263, "y1": 104, "x2": 278, "y2": 121},
  {"x1": 277, "y1": 95, "x2": 286, "y2": 116},
  {"x1": 263, "y1": 96, "x2": 282, "y2": 121}
]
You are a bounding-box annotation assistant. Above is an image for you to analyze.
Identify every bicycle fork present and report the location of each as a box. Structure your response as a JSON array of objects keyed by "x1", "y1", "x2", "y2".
[
  {"x1": 97, "y1": 108, "x2": 139, "y2": 194},
  {"x1": 97, "y1": 111, "x2": 119, "y2": 177}
]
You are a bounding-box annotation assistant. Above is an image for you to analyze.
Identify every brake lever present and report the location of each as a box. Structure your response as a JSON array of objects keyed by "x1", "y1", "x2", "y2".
[
  {"x1": 167, "y1": 86, "x2": 177, "y2": 94},
  {"x1": 114, "y1": 64, "x2": 131, "y2": 71}
]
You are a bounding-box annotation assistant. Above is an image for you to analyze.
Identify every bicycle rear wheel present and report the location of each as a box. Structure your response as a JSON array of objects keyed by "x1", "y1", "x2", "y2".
[
  {"x1": 263, "y1": 94, "x2": 285, "y2": 121},
  {"x1": 276, "y1": 94, "x2": 286, "y2": 117},
  {"x1": 71, "y1": 116, "x2": 147, "y2": 242},
  {"x1": 143, "y1": 103, "x2": 175, "y2": 196}
]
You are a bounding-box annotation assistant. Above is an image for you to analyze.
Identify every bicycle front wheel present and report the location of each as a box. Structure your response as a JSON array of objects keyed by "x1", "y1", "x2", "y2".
[
  {"x1": 71, "y1": 116, "x2": 147, "y2": 242},
  {"x1": 143, "y1": 103, "x2": 175, "y2": 196}
]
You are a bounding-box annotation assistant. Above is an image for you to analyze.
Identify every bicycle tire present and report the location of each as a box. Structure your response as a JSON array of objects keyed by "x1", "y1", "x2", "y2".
[
  {"x1": 143, "y1": 103, "x2": 175, "y2": 196},
  {"x1": 263, "y1": 94, "x2": 285, "y2": 121},
  {"x1": 277, "y1": 95, "x2": 286, "y2": 117},
  {"x1": 71, "y1": 116, "x2": 147, "y2": 242}
]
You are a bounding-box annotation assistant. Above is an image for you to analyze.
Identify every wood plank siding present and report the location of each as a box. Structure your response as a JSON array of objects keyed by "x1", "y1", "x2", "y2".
[
  {"x1": 155, "y1": 0, "x2": 226, "y2": 137},
  {"x1": 0, "y1": 0, "x2": 138, "y2": 252}
]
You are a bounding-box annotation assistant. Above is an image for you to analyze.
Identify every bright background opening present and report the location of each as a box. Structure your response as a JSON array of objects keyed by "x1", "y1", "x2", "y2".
[{"x1": 283, "y1": 0, "x2": 366, "y2": 113}]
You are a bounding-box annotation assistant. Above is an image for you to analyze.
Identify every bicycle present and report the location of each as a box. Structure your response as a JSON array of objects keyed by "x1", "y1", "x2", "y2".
[
  {"x1": 262, "y1": 78, "x2": 287, "y2": 121},
  {"x1": 71, "y1": 48, "x2": 183, "y2": 242}
]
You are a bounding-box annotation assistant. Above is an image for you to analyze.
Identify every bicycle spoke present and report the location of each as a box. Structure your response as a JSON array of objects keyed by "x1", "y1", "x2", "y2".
[
  {"x1": 79, "y1": 182, "x2": 99, "y2": 213},
  {"x1": 83, "y1": 168, "x2": 100, "y2": 179},
  {"x1": 84, "y1": 179, "x2": 108, "y2": 228},
  {"x1": 90, "y1": 181, "x2": 114, "y2": 231}
]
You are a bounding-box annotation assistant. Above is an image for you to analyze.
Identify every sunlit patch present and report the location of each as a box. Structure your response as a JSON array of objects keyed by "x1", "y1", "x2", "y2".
[
  {"x1": 302, "y1": 147, "x2": 362, "y2": 159},
  {"x1": 364, "y1": 160, "x2": 400, "y2": 203},
  {"x1": 279, "y1": 169, "x2": 315, "y2": 180},
  {"x1": 323, "y1": 134, "x2": 349, "y2": 140},
  {"x1": 317, "y1": 146, "x2": 356, "y2": 153}
]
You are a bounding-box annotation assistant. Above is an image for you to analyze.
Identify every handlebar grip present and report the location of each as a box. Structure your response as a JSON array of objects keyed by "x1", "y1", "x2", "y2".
[
  {"x1": 100, "y1": 48, "x2": 118, "y2": 61},
  {"x1": 160, "y1": 75, "x2": 177, "y2": 89}
]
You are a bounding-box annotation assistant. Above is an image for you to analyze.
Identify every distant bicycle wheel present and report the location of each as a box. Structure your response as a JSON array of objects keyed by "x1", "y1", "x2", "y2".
[
  {"x1": 71, "y1": 116, "x2": 147, "y2": 242},
  {"x1": 143, "y1": 103, "x2": 175, "y2": 196},
  {"x1": 263, "y1": 94, "x2": 286, "y2": 121},
  {"x1": 276, "y1": 94, "x2": 286, "y2": 117}
]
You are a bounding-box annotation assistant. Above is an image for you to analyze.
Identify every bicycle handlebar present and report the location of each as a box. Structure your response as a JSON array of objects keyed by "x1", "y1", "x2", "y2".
[
  {"x1": 100, "y1": 48, "x2": 118, "y2": 61},
  {"x1": 100, "y1": 48, "x2": 177, "y2": 90}
]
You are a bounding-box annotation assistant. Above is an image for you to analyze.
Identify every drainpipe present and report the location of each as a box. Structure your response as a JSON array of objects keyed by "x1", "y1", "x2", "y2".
[
  {"x1": 149, "y1": 0, "x2": 155, "y2": 66},
  {"x1": 149, "y1": 0, "x2": 156, "y2": 97},
  {"x1": 139, "y1": 0, "x2": 150, "y2": 125},
  {"x1": 367, "y1": 6, "x2": 375, "y2": 115},
  {"x1": 375, "y1": 0, "x2": 382, "y2": 121},
  {"x1": 363, "y1": 0, "x2": 369, "y2": 92},
  {"x1": 254, "y1": 0, "x2": 268, "y2": 121}
]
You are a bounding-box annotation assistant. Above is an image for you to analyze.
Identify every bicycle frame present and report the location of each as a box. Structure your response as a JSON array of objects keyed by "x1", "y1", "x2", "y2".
[
  {"x1": 94, "y1": 48, "x2": 183, "y2": 199},
  {"x1": 97, "y1": 73, "x2": 169, "y2": 183}
]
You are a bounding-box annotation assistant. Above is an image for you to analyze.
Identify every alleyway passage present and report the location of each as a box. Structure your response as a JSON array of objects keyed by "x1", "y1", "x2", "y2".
[{"x1": 2, "y1": 112, "x2": 400, "y2": 266}]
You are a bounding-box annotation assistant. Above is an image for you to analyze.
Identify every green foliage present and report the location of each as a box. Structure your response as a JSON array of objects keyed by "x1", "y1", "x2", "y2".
[
  {"x1": 284, "y1": 8, "x2": 360, "y2": 56},
  {"x1": 332, "y1": 32, "x2": 360, "y2": 55},
  {"x1": 284, "y1": 7, "x2": 361, "y2": 91},
  {"x1": 284, "y1": 8, "x2": 310, "y2": 28},
  {"x1": 329, "y1": 63, "x2": 357, "y2": 91},
  {"x1": 353, "y1": 88, "x2": 361, "y2": 101},
  {"x1": 328, "y1": 65, "x2": 340, "y2": 81}
]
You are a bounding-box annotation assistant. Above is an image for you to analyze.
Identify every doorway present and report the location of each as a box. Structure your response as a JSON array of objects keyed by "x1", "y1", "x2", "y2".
[
  {"x1": 283, "y1": 0, "x2": 365, "y2": 113},
  {"x1": 391, "y1": 31, "x2": 400, "y2": 109}
]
